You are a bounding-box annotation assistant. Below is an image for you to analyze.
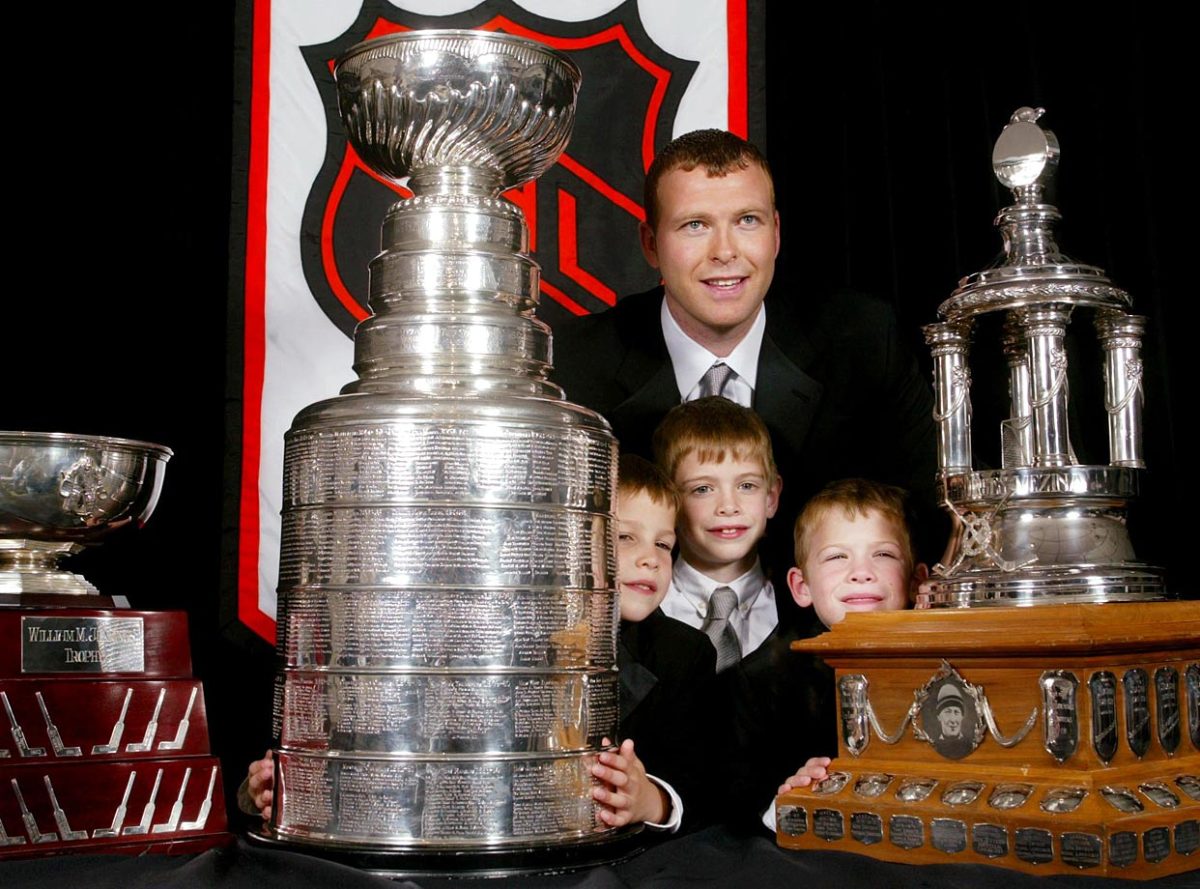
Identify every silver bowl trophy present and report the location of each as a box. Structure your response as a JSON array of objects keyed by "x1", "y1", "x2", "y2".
[
  {"x1": 0, "y1": 432, "x2": 229, "y2": 858},
  {"x1": 777, "y1": 110, "x2": 1198, "y2": 878},
  {"x1": 1, "y1": 432, "x2": 171, "y2": 599},
  {"x1": 258, "y1": 30, "x2": 628, "y2": 873}
]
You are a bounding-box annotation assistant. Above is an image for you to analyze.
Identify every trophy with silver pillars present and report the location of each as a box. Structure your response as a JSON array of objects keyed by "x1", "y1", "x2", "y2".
[
  {"x1": 776, "y1": 110, "x2": 1198, "y2": 879},
  {"x1": 920, "y1": 106, "x2": 1164, "y2": 606},
  {"x1": 260, "y1": 30, "x2": 625, "y2": 870}
]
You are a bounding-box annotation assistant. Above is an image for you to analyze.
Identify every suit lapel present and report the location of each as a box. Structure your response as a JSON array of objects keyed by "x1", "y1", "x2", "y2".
[
  {"x1": 617, "y1": 628, "x2": 658, "y2": 717},
  {"x1": 754, "y1": 328, "x2": 824, "y2": 462},
  {"x1": 607, "y1": 291, "x2": 680, "y2": 451}
]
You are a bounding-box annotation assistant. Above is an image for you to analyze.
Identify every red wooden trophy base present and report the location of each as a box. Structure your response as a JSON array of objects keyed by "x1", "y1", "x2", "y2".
[
  {"x1": 0, "y1": 605, "x2": 228, "y2": 859},
  {"x1": 775, "y1": 603, "x2": 1199, "y2": 879}
]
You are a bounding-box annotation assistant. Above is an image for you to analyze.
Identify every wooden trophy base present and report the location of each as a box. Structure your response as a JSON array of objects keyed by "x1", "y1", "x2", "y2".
[
  {"x1": 0, "y1": 606, "x2": 228, "y2": 858},
  {"x1": 775, "y1": 602, "x2": 1199, "y2": 879}
]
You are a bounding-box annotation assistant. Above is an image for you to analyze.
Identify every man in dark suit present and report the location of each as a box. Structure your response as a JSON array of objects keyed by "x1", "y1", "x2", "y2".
[{"x1": 552, "y1": 130, "x2": 939, "y2": 608}]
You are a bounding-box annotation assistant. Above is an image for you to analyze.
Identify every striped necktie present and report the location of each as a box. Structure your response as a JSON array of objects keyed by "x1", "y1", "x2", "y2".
[{"x1": 701, "y1": 585, "x2": 742, "y2": 672}]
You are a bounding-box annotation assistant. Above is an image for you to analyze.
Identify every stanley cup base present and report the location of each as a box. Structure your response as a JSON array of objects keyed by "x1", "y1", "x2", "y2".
[{"x1": 247, "y1": 823, "x2": 645, "y2": 878}]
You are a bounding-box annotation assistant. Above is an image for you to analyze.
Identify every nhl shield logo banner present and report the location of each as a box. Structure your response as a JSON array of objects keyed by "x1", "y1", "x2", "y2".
[{"x1": 231, "y1": 0, "x2": 765, "y2": 642}]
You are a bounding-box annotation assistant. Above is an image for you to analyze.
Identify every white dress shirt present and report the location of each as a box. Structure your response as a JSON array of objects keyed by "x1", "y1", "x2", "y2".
[
  {"x1": 660, "y1": 557, "x2": 777, "y2": 657},
  {"x1": 660, "y1": 297, "x2": 766, "y2": 407}
]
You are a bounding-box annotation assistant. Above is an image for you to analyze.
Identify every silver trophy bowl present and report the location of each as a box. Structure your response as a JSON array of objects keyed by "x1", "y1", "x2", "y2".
[
  {"x1": 335, "y1": 29, "x2": 580, "y2": 194},
  {"x1": 0, "y1": 431, "x2": 172, "y2": 595},
  {"x1": 263, "y1": 31, "x2": 627, "y2": 871}
]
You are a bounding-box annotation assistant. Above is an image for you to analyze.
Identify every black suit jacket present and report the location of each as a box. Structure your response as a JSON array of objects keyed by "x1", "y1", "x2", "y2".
[
  {"x1": 618, "y1": 609, "x2": 722, "y2": 832},
  {"x1": 719, "y1": 623, "x2": 838, "y2": 831},
  {"x1": 552, "y1": 286, "x2": 942, "y2": 593}
]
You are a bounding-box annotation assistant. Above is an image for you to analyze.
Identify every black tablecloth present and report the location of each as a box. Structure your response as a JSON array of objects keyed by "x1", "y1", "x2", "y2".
[{"x1": 3, "y1": 826, "x2": 1198, "y2": 888}]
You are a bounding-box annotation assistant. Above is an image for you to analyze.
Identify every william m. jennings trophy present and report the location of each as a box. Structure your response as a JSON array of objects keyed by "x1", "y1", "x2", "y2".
[
  {"x1": 256, "y1": 30, "x2": 628, "y2": 872},
  {"x1": 0, "y1": 432, "x2": 228, "y2": 858},
  {"x1": 776, "y1": 109, "x2": 1198, "y2": 878}
]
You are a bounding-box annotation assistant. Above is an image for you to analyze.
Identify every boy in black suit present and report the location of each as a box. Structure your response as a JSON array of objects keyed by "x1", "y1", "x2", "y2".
[
  {"x1": 591, "y1": 455, "x2": 719, "y2": 833},
  {"x1": 762, "y1": 478, "x2": 928, "y2": 829}
]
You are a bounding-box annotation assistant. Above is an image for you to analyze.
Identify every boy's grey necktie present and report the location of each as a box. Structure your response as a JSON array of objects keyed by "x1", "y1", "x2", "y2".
[
  {"x1": 701, "y1": 585, "x2": 742, "y2": 672},
  {"x1": 696, "y1": 361, "x2": 734, "y2": 399}
]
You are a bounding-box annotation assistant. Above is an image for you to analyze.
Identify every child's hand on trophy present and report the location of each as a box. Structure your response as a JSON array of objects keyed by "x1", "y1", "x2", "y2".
[
  {"x1": 246, "y1": 749, "x2": 275, "y2": 819},
  {"x1": 590, "y1": 738, "x2": 669, "y2": 827},
  {"x1": 777, "y1": 755, "x2": 832, "y2": 795}
]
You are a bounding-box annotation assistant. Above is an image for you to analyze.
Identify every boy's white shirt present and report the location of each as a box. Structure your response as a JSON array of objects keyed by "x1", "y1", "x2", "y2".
[
  {"x1": 661, "y1": 557, "x2": 777, "y2": 656},
  {"x1": 645, "y1": 776, "x2": 683, "y2": 832}
]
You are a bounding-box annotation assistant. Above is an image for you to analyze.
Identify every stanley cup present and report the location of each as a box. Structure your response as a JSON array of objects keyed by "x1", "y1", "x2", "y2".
[{"x1": 265, "y1": 31, "x2": 623, "y2": 860}]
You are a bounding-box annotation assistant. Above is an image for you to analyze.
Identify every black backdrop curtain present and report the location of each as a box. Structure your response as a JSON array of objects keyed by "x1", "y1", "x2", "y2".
[{"x1": 3, "y1": 2, "x2": 1193, "y2": 811}]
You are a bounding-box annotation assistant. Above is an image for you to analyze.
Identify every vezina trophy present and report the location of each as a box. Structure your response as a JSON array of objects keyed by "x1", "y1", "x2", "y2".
[
  {"x1": 776, "y1": 110, "x2": 1198, "y2": 878},
  {"x1": 260, "y1": 31, "x2": 624, "y2": 870}
]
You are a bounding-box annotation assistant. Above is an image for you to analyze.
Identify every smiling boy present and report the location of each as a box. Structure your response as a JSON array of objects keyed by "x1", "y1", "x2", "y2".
[
  {"x1": 767, "y1": 478, "x2": 928, "y2": 824},
  {"x1": 652, "y1": 397, "x2": 781, "y2": 672}
]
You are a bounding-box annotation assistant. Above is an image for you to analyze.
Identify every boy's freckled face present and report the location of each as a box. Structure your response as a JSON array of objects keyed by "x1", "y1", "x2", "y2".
[
  {"x1": 674, "y1": 452, "x2": 780, "y2": 583},
  {"x1": 616, "y1": 491, "x2": 677, "y2": 623},
  {"x1": 787, "y1": 510, "x2": 914, "y2": 628}
]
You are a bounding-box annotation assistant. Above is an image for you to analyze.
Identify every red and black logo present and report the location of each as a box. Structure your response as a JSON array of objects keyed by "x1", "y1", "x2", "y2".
[{"x1": 299, "y1": 0, "x2": 697, "y2": 336}]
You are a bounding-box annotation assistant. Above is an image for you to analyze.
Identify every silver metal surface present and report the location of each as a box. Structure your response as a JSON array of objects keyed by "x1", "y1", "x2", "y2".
[
  {"x1": 838, "y1": 674, "x2": 870, "y2": 756},
  {"x1": 334, "y1": 30, "x2": 579, "y2": 194},
  {"x1": 1040, "y1": 670, "x2": 1079, "y2": 763},
  {"x1": 812, "y1": 772, "x2": 850, "y2": 795},
  {"x1": 1089, "y1": 671, "x2": 1119, "y2": 764},
  {"x1": 941, "y1": 781, "x2": 983, "y2": 806},
  {"x1": 925, "y1": 321, "x2": 974, "y2": 474},
  {"x1": 1188, "y1": 664, "x2": 1200, "y2": 750},
  {"x1": 1040, "y1": 786, "x2": 1086, "y2": 814},
  {"x1": 888, "y1": 814, "x2": 923, "y2": 849},
  {"x1": 1154, "y1": 666, "x2": 1181, "y2": 754},
  {"x1": 36, "y1": 691, "x2": 81, "y2": 756},
  {"x1": 919, "y1": 108, "x2": 1164, "y2": 608},
  {"x1": 988, "y1": 783, "x2": 1033, "y2": 810},
  {"x1": 158, "y1": 686, "x2": 198, "y2": 751},
  {"x1": 121, "y1": 768, "x2": 162, "y2": 836},
  {"x1": 2, "y1": 690, "x2": 45, "y2": 757},
  {"x1": 0, "y1": 431, "x2": 171, "y2": 596},
  {"x1": 895, "y1": 778, "x2": 937, "y2": 803},
  {"x1": 11, "y1": 778, "x2": 55, "y2": 843},
  {"x1": 1138, "y1": 782, "x2": 1180, "y2": 809},
  {"x1": 270, "y1": 30, "x2": 620, "y2": 856},
  {"x1": 93, "y1": 772, "x2": 136, "y2": 837},
  {"x1": 1100, "y1": 786, "x2": 1143, "y2": 813},
  {"x1": 126, "y1": 687, "x2": 164, "y2": 752},
  {"x1": 1178, "y1": 775, "x2": 1200, "y2": 802},
  {"x1": 45, "y1": 775, "x2": 87, "y2": 840},
  {"x1": 853, "y1": 773, "x2": 893, "y2": 799},
  {"x1": 280, "y1": 670, "x2": 617, "y2": 754},
  {"x1": 92, "y1": 687, "x2": 132, "y2": 754},
  {"x1": 1123, "y1": 668, "x2": 1151, "y2": 758},
  {"x1": 930, "y1": 818, "x2": 967, "y2": 854},
  {"x1": 274, "y1": 750, "x2": 602, "y2": 846}
]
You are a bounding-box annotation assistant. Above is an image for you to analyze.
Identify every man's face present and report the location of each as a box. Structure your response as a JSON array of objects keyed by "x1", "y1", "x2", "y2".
[
  {"x1": 787, "y1": 509, "x2": 915, "y2": 628},
  {"x1": 616, "y1": 491, "x2": 677, "y2": 623},
  {"x1": 640, "y1": 164, "x2": 780, "y2": 353},
  {"x1": 938, "y1": 705, "x2": 963, "y2": 738},
  {"x1": 673, "y1": 452, "x2": 780, "y2": 583}
]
